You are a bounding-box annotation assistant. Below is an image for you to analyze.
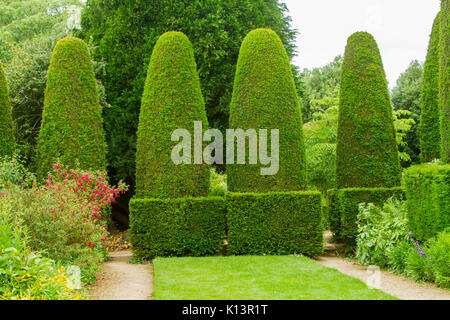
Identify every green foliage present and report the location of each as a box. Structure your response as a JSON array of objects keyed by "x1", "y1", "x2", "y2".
[
  {"x1": 0, "y1": 154, "x2": 35, "y2": 189},
  {"x1": 0, "y1": 188, "x2": 85, "y2": 300},
  {"x1": 0, "y1": 62, "x2": 15, "y2": 156},
  {"x1": 78, "y1": 0, "x2": 299, "y2": 188},
  {"x1": 0, "y1": 0, "x2": 86, "y2": 164},
  {"x1": 303, "y1": 105, "x2": 338, "y2": 193},
  {"x1": 427, "y1": 229, "x2": 450, "y2": 288},
  {"x1": 392, "y1": 109, "x2": 416, "y2": 163},
  {"x1": 227, "y1": 28, "x2": 306, "y2": 192},
  {"x1": 391, "y1": 60, "x2": 423, "y2": 166},
  {"x1": 355, "y1": 199, "x2": 410, "y2": 268},
  {"x1": 336, "y1": 32, "x2": 401, "y2": 189},
  {"x1": 327, "y1": 187, "x2": 405, "y2": 245},
  {"x1": 420, "y1": 13, "x2": 442, "y2": 162},
  {"x1": 440, "y1": 0, "x2": 450, "y2": 163},
  {"x1": 403, "y1": 163, "x2": 450, "y2": 241},
  {"x1": 405, "y1": 244, "x2": 434, "y2": 283},
  {"x1": 129, "y1": 197, "x2": 227, "y2": 259},
  {"x1": 135, "y1": 31, "x2": 209, "y2": 199},
  {"x1": 36, "y1": 36, "x2": 106, "y2": 179},
  {"x1": 226, "y1": 191, "x2": 324, "y2": 256},
  {"x1": 209, "y1": 168, "x2": 227, "y2": 197}
]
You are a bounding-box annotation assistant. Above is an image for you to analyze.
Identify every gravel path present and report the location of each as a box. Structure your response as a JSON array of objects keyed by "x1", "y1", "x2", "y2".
[
  {"x1": 317, "y1": 231, "x2": 450, "y2": 300},
  {"x1": 88, "y1": 250, "x2": 154, "y2": 300}
]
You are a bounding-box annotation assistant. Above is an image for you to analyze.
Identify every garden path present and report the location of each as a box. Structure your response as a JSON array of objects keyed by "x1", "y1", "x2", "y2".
[
  {"x1": 88, "y1": 250, "x2": 154, "y2": 300},
  {"x1": 316, "y1": 231, "x2": 450, "y2": 300}
]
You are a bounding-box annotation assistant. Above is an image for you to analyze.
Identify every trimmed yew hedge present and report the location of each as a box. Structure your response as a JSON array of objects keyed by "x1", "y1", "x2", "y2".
[
  {"x1": 227, "y1": 28, "x2": 306, "y2": 193},
  {"x1": 336, "y1": 32, "x2": 401, "y2": 189},
  {"x1": 129, "y1": 197, "x2": 226, "y2": 259},
  {"x1": 0, "y1": 62, "x2": 15, "y2": 156},
  {"x1": 226, "y1": 191, "x2": 323, "y2": 256},
  {"x1": 420, "y1": 12, "x2": 442, "y2": 162},
  {"x1": 36, "y1": 37, "x2": 106, "y2": 179},
  {"x1": 136, "y1": 31, "x2": 209, "y2": 199},
  {"x1": 440, "y1": 0, "x2": 450, "y2": 163},
  {"x1": 404, "y1": 164, "x2": 450, "y2": 242},
  {"x1": 327, "y1": 187, "x2": 405, "y2": 244}
]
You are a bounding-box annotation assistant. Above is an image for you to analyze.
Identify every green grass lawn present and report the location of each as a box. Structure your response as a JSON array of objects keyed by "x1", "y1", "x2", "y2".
[{"x1": 153, "y1": 255, "x2": 397, "y2": 300}]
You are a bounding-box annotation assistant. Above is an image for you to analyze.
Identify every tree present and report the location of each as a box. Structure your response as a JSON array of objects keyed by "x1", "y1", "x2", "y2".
[
  {"x1": 336, "y1": 32, "x2": 401, "y2": 189},
  {"x1": 77, "y1": 0, "x2": 299, "y2": 188},
  {"x1": 227, "y1": 28, "x2": 306, "y2": 192},
  {"x1": 420, "y1": 13, "x2": 442, "y2": 163},
  {"x1": 135, "y1": 31, "x2": 209, "y2": 199},
  {"x1": 36, "y1": 37, "x2": 106, "y2": 178},
  {"x1": 440, "y1": 0, "x2": 450, "y2": 163},
  {"x1": 0, "y1": 0, "x2": 86, "y2": 164},
  {"x1": 0, "y1": 62, "x2": 15, "y2": 156},
  {"x1": 391, "y1": 60, "x2": 423, "y2": 166}
]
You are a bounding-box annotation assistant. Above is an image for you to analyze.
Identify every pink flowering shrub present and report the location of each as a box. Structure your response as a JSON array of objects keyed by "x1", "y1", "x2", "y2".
[{"x1": 6, "y1": 163, "x2": 127, "y2": 283}]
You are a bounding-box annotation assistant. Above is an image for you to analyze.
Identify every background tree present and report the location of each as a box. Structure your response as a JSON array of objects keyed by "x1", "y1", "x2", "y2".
[
  {"x1": 135, "y1": 31, "x2": 209, "y2": 199},
  {"x1": 77, "y1": 0, "x2": 299, "y2": 191},
  {"x1": 391, "y1": 60, "x2": 423, "y2": 166},
  {"x1": 420, "y1": 13, "x2": 441, "y2": 163},
  {"x1": 228, "y1": 28, "x2": 306, "y2": 192},
  {"x1": 0, "y1": 62, "x2": 15, "y2": 156},
  {"x1": 36, "y1": 37, "x2": 106, "y2": 178},
  {"x1": 440, "y1": 0, "x2": 450, "y2": 163},
  {"x1": 336, "y1": 32, "x2": 401, "y2": 189}
]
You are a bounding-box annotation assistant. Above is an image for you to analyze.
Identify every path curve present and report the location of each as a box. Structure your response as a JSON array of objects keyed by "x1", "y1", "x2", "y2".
[{"x1": 88, "y1": 250, "x2": 154, "y2": 300}]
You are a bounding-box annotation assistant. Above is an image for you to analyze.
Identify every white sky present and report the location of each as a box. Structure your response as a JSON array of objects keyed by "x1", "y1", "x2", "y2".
[{"x1": 282, "y1": 0, "x2": 441, "y2": 88}]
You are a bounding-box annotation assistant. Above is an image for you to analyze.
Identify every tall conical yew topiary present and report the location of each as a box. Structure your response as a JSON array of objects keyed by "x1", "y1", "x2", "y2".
[
  {"x1": 336, "y1": 32, "x2": 401, "y2": 189},
  {"x1": 135, "y1": 31, "x2": 209, "y2": 199},
  {"x1": 420, "y1": 12, "x2": 442, "y2": 162},
  {"x1": 227, "y1": 28, "x2": 306, "y2": 192},
  {"x1": 440, "y1": 0, "x2": 450, "y2": 163},
  {"x1": 0, "y1": 62, "x2": 15, "y2": 156},
  {"x1": 36, "y1": 37, "x2": 106, "y2": 178}
]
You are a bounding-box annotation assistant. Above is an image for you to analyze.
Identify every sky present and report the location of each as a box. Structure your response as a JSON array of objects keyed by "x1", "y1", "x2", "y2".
[{"x1": 282, "y1": 0, "x2": 441, "y2": 88}]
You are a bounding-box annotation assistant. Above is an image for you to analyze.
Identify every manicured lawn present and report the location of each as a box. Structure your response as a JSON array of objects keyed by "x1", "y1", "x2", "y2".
[{"x1": 153, "y1": 255, "x2": 397, "y2": 300}]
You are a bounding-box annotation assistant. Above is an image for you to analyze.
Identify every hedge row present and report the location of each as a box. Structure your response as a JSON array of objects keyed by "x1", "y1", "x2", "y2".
[
  {"x1": 226, "y1": 191, "x2": 324, "y2": 256},
  {"x1": 129, "y1": 197, "x2": 227, "y2": 259},
  {"x1": 404, "y1": 164, "x2": 450, "y2": 242},
  {"x1": 327, "y1": 187, "x2": 405, "y2": 245},
  {"x1": 440, "y1": 0, "x2": 450, "y2": 163}
]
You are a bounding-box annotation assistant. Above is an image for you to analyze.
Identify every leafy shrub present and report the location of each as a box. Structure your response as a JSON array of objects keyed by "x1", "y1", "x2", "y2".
[
  {"x1": 420, "y1": 12, "x2": 442, "y2": 162},
  {"x1": 426, "y1": 229, "x2": 450, "y2": 288},
  {"x1": 0, "y1": 154, "x2": 35, "y2": 189},
  {"x1": 35, "y1": 37, "x2": 107, "y2": 179},
  {"x1": 405, "y1": 243, "x2": 434, "y2": 283},
  {"x1": 226, "y1": 191, "x2": 323, "y2": 256},
  {"x1": 129, "y1": 197, "x2": 226, "y2": 259},
  {"x1": 209, "y1": 168, "x2": 227, "y2": 197},
  {"x1": 336, "y1": 32, "x2": 401, "y2": 189},
  {"x1": 135, "y1": 31, "x2": 209, "y2": 199},
  {"x1": 0, "y1": 194, "x2": 85, "y2": 300},
  {"x1": 386, "y1": 241, "x2": 411, "y2": 275},
  {"x1": 355, "y1": 199, "x2": 410, "y2": 268},
  {"x1": 6, "y1": 164, "x2": 127, "y2": 283},
  {"x1": 328, "y1": 187, "x2": 405, "y2": 244},
  {"x1": 227, "y1": 28, "x2": 306, "y2": 192},
  {"x1": 404, "y1": 163, "x2": 450, "y2": 241},
  {"x1": 0, "y1": 62, "x2": 15, "y2": 157}
]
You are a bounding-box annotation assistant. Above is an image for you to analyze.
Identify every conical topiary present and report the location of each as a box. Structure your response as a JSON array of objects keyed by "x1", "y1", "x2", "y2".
[
  {"x1": 336, "y1": 32, "x2": 401, "y2": 188},
  {"x1": 440, "y1": 0, "x2": 450, "y2": 163},
  {"x1": 0, "y1": 62, "x2": 15, "y2": 156},
  {"x1": 135, "y1": 31, "x2": 209, "y2": 199},
  {"x1": 420, "y1": 12, "x2": 442, "y2": 162},
  {"x1": 36, "y1": 37, "x2": 106, "y2": 178},
  {"x1": 227, "y1": 28, "x2": 306, "y2": 192}
]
